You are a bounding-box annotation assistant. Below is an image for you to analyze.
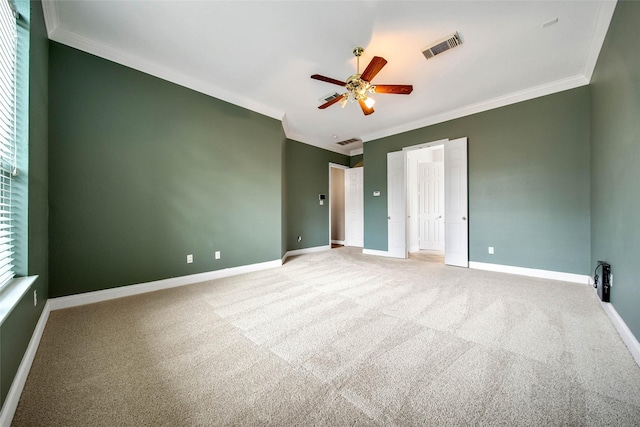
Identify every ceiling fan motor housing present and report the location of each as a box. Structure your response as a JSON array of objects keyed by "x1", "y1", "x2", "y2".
[{"x1": 345, "y1": 74, "x2": 374, "y2": 100}]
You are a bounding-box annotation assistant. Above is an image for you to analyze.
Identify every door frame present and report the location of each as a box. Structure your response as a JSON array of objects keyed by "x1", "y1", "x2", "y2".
[
  {"x1": 402, "y1": 139, "x2": 449, "y2": 259},
  {"x1": 344, "y1": 166, "x2": 364, "y2": 247},
  {"x1": 329, "y1": 163, "x2": 349, "y2": 246},
  {"x1": 397, "y1": 138, "x2": 469, "y2": 265}
]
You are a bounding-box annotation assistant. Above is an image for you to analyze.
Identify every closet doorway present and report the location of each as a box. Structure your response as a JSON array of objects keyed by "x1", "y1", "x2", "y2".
[
  {"x1": 329, "y1": 164, "x2": 347, "y2": 247},
  {"x1": 387, "y1": 137, "x2": 468, "y2": 266},
  {"x1": 407, "y1": 145, "x2": 445, "y2": 262},
  {"x1": 329, "y1": 163, "x2": 363, "y2": 248}
]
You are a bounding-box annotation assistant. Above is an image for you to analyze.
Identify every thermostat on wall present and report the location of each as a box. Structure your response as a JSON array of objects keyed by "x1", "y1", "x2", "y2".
[{"x1": 319, "y1": 194, "x2": 326, "y2": 200}]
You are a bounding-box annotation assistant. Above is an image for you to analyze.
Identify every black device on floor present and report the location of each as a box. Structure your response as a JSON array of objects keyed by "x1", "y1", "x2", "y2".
[{"x1": 594, "y1": 261, "x2": 611, "y2": 302}]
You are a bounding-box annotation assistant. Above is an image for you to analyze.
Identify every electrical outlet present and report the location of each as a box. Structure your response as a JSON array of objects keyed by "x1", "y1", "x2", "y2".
[
  {"x1": 187, "y1": 254, "x2": 193, "y2": 264},
  {"x1": 33, "y1": 290, "x2": 37, "y2": 307},
  {"x1": 297, "y1": 236, "x2": 302, "y2": 242},
  {"x1": 215, "y1": 251, "x2": 221, "y2": 260},
  {"x1": 488, "y1": 247, "x2": 494, "y2": 254}
]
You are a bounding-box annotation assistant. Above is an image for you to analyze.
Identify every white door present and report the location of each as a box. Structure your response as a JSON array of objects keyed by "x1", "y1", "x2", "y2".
[
  {"x1": 344, "y1": 167, "x2": 364, "y2": 247},
  {"x1": 444, "y1": 138, "x2": 468, "y2": 267},
  {"x1": 387, "y1": 151, "x2": 406, "y2": 258},
  {"x1": 419, "y1": 161, "x2": 444, "y2": 250}
]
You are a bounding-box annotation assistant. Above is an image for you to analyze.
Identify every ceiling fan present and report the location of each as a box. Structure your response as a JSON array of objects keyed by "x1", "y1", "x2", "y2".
[{"x1": 311, "y1": 47, "x2": 413, "y2": 116}]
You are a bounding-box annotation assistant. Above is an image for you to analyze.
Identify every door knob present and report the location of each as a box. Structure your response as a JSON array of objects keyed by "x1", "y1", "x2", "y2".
[
  {"x1": 388, "y1": 216, "x2": 391, "y2": 220},
  {"x1": 462, "y1": 216, "x2": 467, "y2": 221}
]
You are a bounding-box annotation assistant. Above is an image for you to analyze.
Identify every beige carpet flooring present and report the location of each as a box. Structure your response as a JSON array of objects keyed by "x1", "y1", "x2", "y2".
[
  {"x1": 409, "y1": 250, "x2": 445, "y2": 264},
  {"x1": 12, "y1": 247, "x2": 640, "y2": 426}
]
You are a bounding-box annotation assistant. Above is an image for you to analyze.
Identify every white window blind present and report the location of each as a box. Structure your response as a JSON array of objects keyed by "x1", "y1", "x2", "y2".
[{"x1": 0, "y1": 0, "x2": 17, "y2": 288}]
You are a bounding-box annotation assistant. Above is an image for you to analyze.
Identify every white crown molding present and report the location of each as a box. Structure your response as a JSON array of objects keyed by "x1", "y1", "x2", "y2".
[
  {"x1": 349, "y1": 147, "x2": 363, "y2": 156},
  {"x1": 43, "y1": 1, "x2": 615, "y2": 155},
  {"x1": 282, "y1": 114, "x2": 349, "y2": 155},
  {"x1": 361, "y1": 74, "x2": 589, "y2": 144},
  {"x1": 41, "y1": 0, "x2": 59, "y2": 37},
  {"x1": 48, "y1": 27, "x2": 285, "y2": 122},
  {"x1": 281, "y1": 113, "x2": 292, "y2": 139},
  {"x1": 284, "y1": 130, "x2": 351, "y2": 156},
  {"x1": 583, "y1": 0, "x2": 618, "y2": 82},
  {"x1": 469, "y1": 261, "x2": 592, "y2": 285},
  {"x1": 48, "y1": 23, "x2": 355, "y2": 157}
]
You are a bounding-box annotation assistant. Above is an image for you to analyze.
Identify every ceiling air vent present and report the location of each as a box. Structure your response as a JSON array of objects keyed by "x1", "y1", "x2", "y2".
[
  {"x1": 320, "y1": 92, "x2": 341, "y2": 103},
  {"x1": 422, "y1": 32, "x2": 462, "y2": 60},
  {"x1": 336, "y1": 138, "x2": 360, "y2": 146}
]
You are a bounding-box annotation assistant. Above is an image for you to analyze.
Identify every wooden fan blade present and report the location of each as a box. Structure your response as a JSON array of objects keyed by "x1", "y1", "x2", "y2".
[
  {"x1": 373, "y1": 84, "x2": 413, "y2": 95},
  {"x1": 318, "y1": 95, "x2": 346, "y2": 109},
  {"x1": 358, "y1": 99, "x2": 374, "y2": 116},
  {"x1": 360, "y1": 56, "x2": 387, "y2": 82},
  {"x1": 311, "y1": 74, "x2": 346, "y2": 87}
]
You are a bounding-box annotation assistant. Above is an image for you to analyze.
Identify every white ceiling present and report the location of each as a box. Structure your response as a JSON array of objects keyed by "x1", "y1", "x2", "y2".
[{"x1": 42, "y1": 1, "x2": 616, "y2": 156}]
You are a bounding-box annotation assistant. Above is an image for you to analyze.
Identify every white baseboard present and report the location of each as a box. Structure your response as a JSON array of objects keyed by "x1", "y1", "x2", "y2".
[
  {"x1": 283, "y1": 245, "x2": 331, "y2": 263},
  {"x1": 1, "y1": 253, "x2": 637, "y2": 427},
  {"x1": 331, "y1": 240, "x2": 345, "y2": 245},
  {"x1": 600, "y1": 301, "x2": 640, "y2": 367},
  {"x1": 469, "y1": 261, "x2": 592, "y2": 284},
  {"x1": 0, "y1": 301, "x2": 51, "y2": 427},
  {"x1": 49, "y1": 259, "x2": 282, "y2": 311},
  {"x1": 362, "y1": 248, "x2": 392, "y2": 257},
  {"x1": 1, "y1": 258, "x2": 285, "y2": 426}
]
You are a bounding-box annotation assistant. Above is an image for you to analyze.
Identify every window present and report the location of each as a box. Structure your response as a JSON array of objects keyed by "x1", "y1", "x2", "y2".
[{"x1": 0, "y1": 0, "x2": 17, "y2": 288}]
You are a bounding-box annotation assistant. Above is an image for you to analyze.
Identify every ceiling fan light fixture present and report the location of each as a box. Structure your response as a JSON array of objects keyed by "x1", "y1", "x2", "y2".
[
  {"x1": 311, "y1": 47, "x2": 412, "y2": 115},
  {"x1": 363, "y1": 96, "x2": 376, "y2": 109}
]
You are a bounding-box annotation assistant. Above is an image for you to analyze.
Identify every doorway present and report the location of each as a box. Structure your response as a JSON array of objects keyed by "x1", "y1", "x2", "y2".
[
  {"x1": 407, "y1": 146, "x2": 445, "y2": 262},
  {"x1": 329, "y1": 163, "x2": 364, "y2": 249},
  {"x1": 344, "y1": 167, "x2": 364, "y2": 247},
  {"x1": 387, "y1": 137, "x2": 469, "y2": 267},
  {"x1": 329, "y1": 163, "x2": 348, "y2": 247}
]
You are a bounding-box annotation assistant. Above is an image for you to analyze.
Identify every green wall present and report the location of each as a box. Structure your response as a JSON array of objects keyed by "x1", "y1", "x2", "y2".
[
  {"x1": 364, "y1": 87, "x2": 591, "y2": 274},
  {"x1": 1, "y1": 0, "x2": 49, "y2": 409},
  {"x1": 285, "y1": 139, "x2": 349, "y2": 251},
  {"x1": 590, "y1": 1, "x2": 640, "y2": 338},
  {"x1": 4, "y1": 1, "x2": 638, "y2": 412},
  {"x1": 48, "y1": 42, "x2": 283, "y2": 297},
  {"x1": 350, "y1": 153, "x2": 363, "y2": 167}
]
